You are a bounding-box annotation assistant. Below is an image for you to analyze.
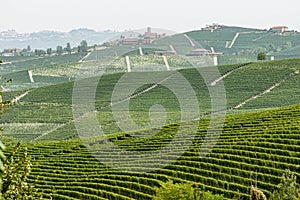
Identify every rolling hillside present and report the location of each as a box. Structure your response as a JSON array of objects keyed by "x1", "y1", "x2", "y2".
[
  {"x1": 186, "y1": 26, "x2": 300, "y2": 64},
  {"x1": 2, "y1": 104, "x2": 300, "y2": 199},
  {"x1": 1, "y1": 27, "x2": 300, "y2": 199},
  {"x1": 2, "y1": 59, "x2": 300, "y2": 142}
]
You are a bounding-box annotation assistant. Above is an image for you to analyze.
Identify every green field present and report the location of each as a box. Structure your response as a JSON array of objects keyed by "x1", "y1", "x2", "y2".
[
  {"x1": 2, "y1": 104, "x2": 300, "y2": 199},
  {"x1": 1, "y1": 27, "x2": 300, "y2": 199},
  {"x1": 2, "y1": 59, "x2": 300, "y2": 143},
  {"x1": 187, "y1": 26, "x2": 300, "y2": 64}
]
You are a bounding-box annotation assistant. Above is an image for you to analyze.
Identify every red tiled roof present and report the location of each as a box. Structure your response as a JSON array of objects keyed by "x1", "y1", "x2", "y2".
[{"x1": 271, "y1": 26, "x2": 288, "y2": 29}]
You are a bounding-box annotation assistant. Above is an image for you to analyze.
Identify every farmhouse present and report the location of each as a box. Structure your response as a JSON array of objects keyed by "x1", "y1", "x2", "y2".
[
  {"x1": 123, "y1": 38, "x2": 139, "y2": 45},
  {"x1": 1, "y1": 52, "x2": 14, "y2": 57},
  {"x1": 269, "y1": 26, "x2": 288, "y2": 33},
  {"x1": 1, "y1": 48, "x2": 21, "y2": 57}
]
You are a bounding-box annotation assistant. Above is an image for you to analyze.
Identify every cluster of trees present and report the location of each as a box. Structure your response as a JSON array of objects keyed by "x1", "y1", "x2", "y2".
[
  {"x1": 1, "y1": 40, "x2": 91, "y2": 57},
  {"x1": 32, "y1": 40, "x2": 88, "y2": 56}
]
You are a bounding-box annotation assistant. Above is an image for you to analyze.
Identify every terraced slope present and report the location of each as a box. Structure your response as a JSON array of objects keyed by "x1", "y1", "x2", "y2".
[
  {"x1": 3, "y1": 104, "x2": 298, "y2": 199},
  {"x1": 186, "y1": 26, "x2": 300, "y2": 64},
  {"x1": 2, "y1": 59, "x2": 300, "y2": 142},
  {"x1": 1, "y1": 53, "x2": 86, "y2": 75}
]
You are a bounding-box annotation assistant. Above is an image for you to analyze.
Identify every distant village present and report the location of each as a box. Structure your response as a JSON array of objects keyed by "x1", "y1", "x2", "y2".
[
  {"x1": 0, "y1": 24, "x2": 297, "y2": 58},
  {"x1": 121, "y1": 27, "x2": 167, "y2": 45}
]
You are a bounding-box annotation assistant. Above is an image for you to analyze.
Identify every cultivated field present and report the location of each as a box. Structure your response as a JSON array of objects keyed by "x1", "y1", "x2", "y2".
[{"x1": 1, "y1": 27, "x2": 300, "y2": 199}]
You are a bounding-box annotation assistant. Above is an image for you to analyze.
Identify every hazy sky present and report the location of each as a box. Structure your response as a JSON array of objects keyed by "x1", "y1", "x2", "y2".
[{"x1": 1, "y1": 0, "x2": 299, "y2": 33}]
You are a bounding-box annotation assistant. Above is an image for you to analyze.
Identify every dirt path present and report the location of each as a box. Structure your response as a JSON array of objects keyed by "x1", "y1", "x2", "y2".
[
  {"x1": 78, "y1": 51, "x2": 92, "y2": 63},
  {"x1": 110, "y1": 73, "x2": 176, "y2": 107},
  {"x1": 232, "y1": 81, "x2": 283, "y2": 109},
  {"x1": 169, "y1": 45, "x2": 177, "y2": 54},
  {"x1": 163, "y1": 56, "x2": 170, "y2": 71},
  {"x1": 1, "y1": 86, "x2": 8, "y2": 92},
  {"x1": 228, "y1": 33, "x2": 240, "y2": 48},
  {"x1": 12, "y1": 91, "x2": 30, "y2": 103},
  {"x1": 28, "y1": 70, "x2": 34, "y2": 83},
  {"x1": 31, "y1": 123, "x2": 67, "y2": 141},
  {"x1": 210, "y1": 63, "x2": 252, "y2": 86},
  {"x1": 252, "y1": 32, "x2": 272, "y2": 42},
  {"x1": 139, "y1": 47, "x2": 143, "y2": 56},
  {"x1": 183, "y1": 34, "x2": 196, "y2": 47},
  {"x1": 2, "y1": 57, "x2": 40, "y2": 65},
  {"x1": 125, "y1": 56, "x2": 131, "y2": 72}
]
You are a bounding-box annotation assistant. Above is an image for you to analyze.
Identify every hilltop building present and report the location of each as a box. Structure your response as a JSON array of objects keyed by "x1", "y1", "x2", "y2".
[
  {"x1": 143, "y1": 27, "x2": 166, "y2": 39},
  {"x1": 144, "y1": 27, "x2": 157, "y2": 39},
  {"x1": 269, "y1": 26, "x2": 288, "y2": 33},
  {"x1": 1, "y1": 48, "x2": 21, "y2": 57},
  {"x1": 122, "y1": 27, "x2": 166, "y2": 45},
  {"x1": 122, "y1": 38, "x2": 139, "y2": 45},
  {"x1": 201, "y1": 23, "x2": 225, "y2": 31}
]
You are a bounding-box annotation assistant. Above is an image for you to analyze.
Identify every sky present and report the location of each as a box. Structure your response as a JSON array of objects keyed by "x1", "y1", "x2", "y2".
[{"x1": 1, "y1": 0, "x2": 299, "y2": 33}]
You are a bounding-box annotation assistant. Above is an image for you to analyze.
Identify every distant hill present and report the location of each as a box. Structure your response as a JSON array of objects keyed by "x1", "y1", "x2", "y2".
[
  {"x1": 186, "y1": 25, "x2": 300, "y2": 62},
  {"x1": 0, "y1": 28, "x2": 138, "y2": 50}
]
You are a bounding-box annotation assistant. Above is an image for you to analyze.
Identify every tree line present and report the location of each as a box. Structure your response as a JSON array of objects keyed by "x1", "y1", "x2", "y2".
[{"x1": 34, "y1": 40, "x2": 88, "y2": 56}]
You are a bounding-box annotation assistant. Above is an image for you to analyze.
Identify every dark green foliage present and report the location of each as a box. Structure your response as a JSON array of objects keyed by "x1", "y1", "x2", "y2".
[
  {"x1": 65, "y1": 43, "x2": 72, "y2": 54},
  {"x1": 46, "y1": 48, "x2": 52, "y2": 55},
  {"x1": 78, "y1": 40, "x2": 88, "y2": 52},
  {"x1": 154, "y1": 180, "x2": 195, "y2": 200},
  {"x1": 257, "y1": 52, "x2": 267, "y2": 61},
  {"x1": 2, "y1": 142, "x2": 43, "y2": 199},
  {"x1": 56, "y1": 46, "x2": 63, "y2": 55},
  {"x1": 270, "y1": 169, "x2": 300, "y2": 200},
  {"x1": 153, "y1": 181, "x2": 225, "y2": 200},
  {"x1": 13, "y1": 104, "x2": 299, "y2": 199},
  {"x1": 0, "y1": 62, "x2": 43, "y2": 199}
]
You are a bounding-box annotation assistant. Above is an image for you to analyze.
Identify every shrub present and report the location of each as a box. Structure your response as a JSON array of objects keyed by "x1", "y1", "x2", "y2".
[
  {"x1": 270, "y1": 169, "x2": 300, "y2": 200},
  {"x1": 250, "y1": 185, "x2": 267, "y2": 200},
  {"x1": 154, "y1": 180, "x2": 225, "y2": 200},
  {"x1": 257, "y1": 52, "x2": 266, "y2": 61}
]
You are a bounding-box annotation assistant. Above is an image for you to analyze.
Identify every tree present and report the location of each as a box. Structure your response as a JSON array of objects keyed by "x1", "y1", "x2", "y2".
[
  {"x1": 0, "y1": 61, "x2": 43, "y2": 199},
  {"x1": 77, "y1": 45, "x2": 81, "y2": 53},
  {"x1": 35, "y1": 49, "x2": 46, "y2": 57},
  {"x1": 56, "y1": 45, "x2": 63, "y2": 55},
  {"x1": 0, "y1": 61, "x2": 6, "y2": 199},
  {"x1": 46, "y1": 48, "x2": 52, "y2": 55},
  {"x1": 79, "y1": 40, "x2": 88, "y2": 52},
  {"x1": 2, "y1": 142, "x2": 42, "y2": 199},
  {"x1": 0, "y1": 60, "x2": 12, "y2": 199},
  {"x1": 65, "y1": 43, "x2": 71, "y2": 54},
  {"x1": 27, "y1": 45, "x2": 31, "y2": 52},
  {"x1": 257, "y1": 52, "x2": 266, "y2": 61},
  {"x1": 270, "y1": 169, "x2": 300, "y2": 200}
]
